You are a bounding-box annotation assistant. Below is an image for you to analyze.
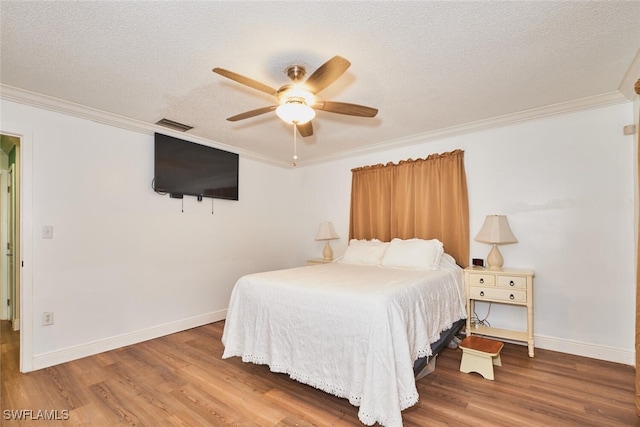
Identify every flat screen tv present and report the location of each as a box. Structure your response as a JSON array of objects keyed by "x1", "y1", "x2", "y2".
[{"x1": 153, "y1": 133, "x2": 239, "y2": 200}]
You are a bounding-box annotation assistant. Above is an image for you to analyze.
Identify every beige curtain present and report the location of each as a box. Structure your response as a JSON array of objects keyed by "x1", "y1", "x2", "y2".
[{"x1": 349, "y1": 149, "x2": 469, "y2": 266}]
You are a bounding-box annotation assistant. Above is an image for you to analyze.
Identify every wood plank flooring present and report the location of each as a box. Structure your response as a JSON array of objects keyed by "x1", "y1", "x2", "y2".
[{"x1": 1, "y1": 320, "x2": 636, "y2": 426}]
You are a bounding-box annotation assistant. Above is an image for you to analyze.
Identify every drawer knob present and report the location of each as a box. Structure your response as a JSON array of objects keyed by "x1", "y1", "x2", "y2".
[
  {"x1": 509, "y1": 280, "x2": 515, "y2": 286},
  {"x1": 479, "y1": 278, "x2": 484, "y2": 284},
  {"x1": 480, "y1": 291, "x2": 485, "y2": 297},
  {"x1": 509, "y1": 294, "x2": 515, "y2": 300}
]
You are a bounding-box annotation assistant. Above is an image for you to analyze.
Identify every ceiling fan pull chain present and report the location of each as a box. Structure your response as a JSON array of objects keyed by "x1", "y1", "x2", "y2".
[{"x1": 292, "y1": 123, "x2": 298, "y2": 167}]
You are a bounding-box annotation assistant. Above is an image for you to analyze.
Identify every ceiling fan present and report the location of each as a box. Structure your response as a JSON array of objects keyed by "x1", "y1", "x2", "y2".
[{"x1": 212, "y1": 56, "x2": 378, "y2": 137}]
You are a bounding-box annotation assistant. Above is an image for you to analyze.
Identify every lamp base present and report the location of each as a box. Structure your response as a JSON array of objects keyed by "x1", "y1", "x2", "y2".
[
  {"x1": 322, "y1": 241, "x2": 334, "y2": 261},
  {"x1": 486, "y1": 244, "x2": 504, "y2": 270}
]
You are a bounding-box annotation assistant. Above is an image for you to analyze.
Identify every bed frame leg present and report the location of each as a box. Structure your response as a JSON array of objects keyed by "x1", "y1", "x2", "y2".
[{"x1": 416, "y1": 356, "x2": 437, "y2": 380}]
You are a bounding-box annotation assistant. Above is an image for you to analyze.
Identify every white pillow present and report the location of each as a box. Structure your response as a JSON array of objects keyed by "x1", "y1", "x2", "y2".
[
  {"x1": 338, "y1": 239, "x2": 388, "y2": 266},
  {"x1": 380, "y1": 238, "x2": 444, "y2": 270}
]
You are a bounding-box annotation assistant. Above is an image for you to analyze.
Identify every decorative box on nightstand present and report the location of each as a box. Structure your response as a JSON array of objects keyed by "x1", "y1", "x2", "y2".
[
  {"x1": 464, "y1": 267, "x2": 535, "y2": 357},
  {"x1": 306, "y1": 258, "x2": 332, "y2": 266}
]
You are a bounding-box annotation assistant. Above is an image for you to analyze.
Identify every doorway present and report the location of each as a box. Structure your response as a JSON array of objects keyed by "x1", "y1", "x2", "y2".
[
  {"x1": 0, "y1": 135, "x2": 19, "y2": 331},
  {"x1": 0, "y1": 126, "x2": 31, "y2": 373}
]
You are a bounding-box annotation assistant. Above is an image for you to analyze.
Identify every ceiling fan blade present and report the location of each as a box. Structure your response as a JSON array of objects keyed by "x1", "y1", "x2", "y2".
[
  {"x1": 304, "y1": 56, "x2": 351, "y2": 94},
  {"x1": 313, "y1": 101, "x2": 378, "y2": 117},
  {"x1": 296, "y1": 121, "x2": 313, "y2": 137},
  {"x1": 226, "y1": 105, "x2": 277, "y2": 122},
  {"x1": 213, "y1": 68, "x2": 277, "y2": 96}
]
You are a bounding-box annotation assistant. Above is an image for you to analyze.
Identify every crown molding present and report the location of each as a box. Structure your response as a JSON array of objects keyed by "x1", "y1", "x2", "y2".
[
  {"x1": 296, "y1": 90, "x2": 629, "y2": 167},
  {"x1": 1, "y1": 84, "x2": 628, "y2": 169},
  {"x1": 619, "y1": 48, "x2": 640, "y2": 100},
  {"x1": 0, "y1": 84, "x2": 290, "y2": 168}
]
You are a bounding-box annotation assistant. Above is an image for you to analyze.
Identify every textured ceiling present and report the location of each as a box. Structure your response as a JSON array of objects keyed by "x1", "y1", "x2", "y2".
[{"x1": 1, "y1": 1, "x2": 639, "y2": 167}]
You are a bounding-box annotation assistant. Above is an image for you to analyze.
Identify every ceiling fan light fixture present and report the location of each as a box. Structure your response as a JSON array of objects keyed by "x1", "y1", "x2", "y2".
[
  {"x1": 276, "y1": 101, "x2": 316, "y2": 124},
  {"x1": 276, "y1": 85, "x2": 316, "y2": 105},
  {"x1": 214, "y1": 55, "x2": 377, "y2": 140}
]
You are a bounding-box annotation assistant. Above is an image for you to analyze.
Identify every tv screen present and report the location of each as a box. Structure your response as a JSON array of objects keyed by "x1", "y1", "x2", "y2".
[{"x1": 153, "y1": 133, "x2": 239, "y2": 200}]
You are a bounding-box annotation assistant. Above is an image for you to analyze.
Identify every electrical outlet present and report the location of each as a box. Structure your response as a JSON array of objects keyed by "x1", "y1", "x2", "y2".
[{"x1": 42, "y1": 312, "x2": 54, "y2": 326}]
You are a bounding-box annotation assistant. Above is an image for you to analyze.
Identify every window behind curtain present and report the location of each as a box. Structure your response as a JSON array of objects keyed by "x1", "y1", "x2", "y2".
[{"x1": 348, "y1": 149, "x2": 469, "y2": 267}]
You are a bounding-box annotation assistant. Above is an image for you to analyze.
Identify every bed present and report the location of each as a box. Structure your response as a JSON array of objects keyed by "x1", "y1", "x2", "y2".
[{"x1": 222, "y1": 238, "x2": 467, "y2": 427}]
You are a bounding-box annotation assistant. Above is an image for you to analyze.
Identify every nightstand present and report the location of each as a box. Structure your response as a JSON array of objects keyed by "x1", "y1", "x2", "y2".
[
  {"x1": 464, "y1": 267, "x2": 535, "y2": 357},
  {"x1": 306, "y1": 258, "x2": 332, "y2": 266}
]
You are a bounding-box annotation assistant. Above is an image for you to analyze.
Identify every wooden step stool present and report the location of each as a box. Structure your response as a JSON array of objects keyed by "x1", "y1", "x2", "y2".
[{"x1": 459, "y1": 336, "x2": 504, "y2": 380}]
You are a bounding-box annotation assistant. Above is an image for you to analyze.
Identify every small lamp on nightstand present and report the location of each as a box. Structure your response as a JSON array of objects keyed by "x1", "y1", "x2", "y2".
[
  {"x1": 474, "y1": 215, "x2": 518, "y2": 270},
  {"x1": 315, "y1": 221, "x2": 339, "y2": 261}
]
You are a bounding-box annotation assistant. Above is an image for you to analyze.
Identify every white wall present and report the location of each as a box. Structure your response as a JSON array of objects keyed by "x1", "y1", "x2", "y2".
[
  {"x1": 290, "y1": 102, "x2": 636, "y2": 365},
  {"x1": 2, "y1": 98, "x2": 635, "y2": 368},
  {"x1": 2, "y1": 99, "x2": 296, "y2": 369}
]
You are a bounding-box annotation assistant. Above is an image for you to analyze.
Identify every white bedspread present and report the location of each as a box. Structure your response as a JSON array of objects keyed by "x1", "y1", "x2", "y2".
[{"x1": 222, "y1": 262, "x2": 466, "y2": 427}]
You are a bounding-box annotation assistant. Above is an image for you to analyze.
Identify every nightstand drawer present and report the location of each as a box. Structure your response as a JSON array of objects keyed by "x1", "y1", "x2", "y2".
[
  {"x1": 470, "y1": 287, "x2": 527, "y2": 303},
  {"x1": 468, "y1": 274, "x2": 495, "y2": 287},
  {"x1": 497, "y1": 275, "x2": 526, "y2": 289}
]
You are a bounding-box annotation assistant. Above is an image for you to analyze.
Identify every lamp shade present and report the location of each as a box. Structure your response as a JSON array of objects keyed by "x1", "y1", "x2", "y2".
[
  {"x1": 276, "y1": 101, "x2": 316, "y2": 124},
  {"x1": 474, "y1": 215, "x2": 518, "y2": 244},
  {"x1": 315, "y1": 221, "x2": 339, "y2": 241}
]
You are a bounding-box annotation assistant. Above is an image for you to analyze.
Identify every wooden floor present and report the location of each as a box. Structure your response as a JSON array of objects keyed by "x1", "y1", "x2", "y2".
[{"x1": 1, "y1": 320, "x2": 637, "y2": 426}]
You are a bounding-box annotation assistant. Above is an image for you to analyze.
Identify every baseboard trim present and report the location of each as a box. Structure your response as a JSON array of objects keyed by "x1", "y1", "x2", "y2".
[
  {"x1": 31, "y1": 310, "x2": 227, "y2": 371},
  {"x1": 29, "y1": 312, "x2": 634, "y2": 370},
  {"x1": 534, "y1": 334, "x2": 634, "y2": 366}
]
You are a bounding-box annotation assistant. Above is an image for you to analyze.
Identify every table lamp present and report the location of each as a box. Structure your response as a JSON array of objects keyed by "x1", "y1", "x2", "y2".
[
  {"x1": 474, "y1": 215, "x2": 518, "y2": 270},
  {"x1": 315, "y1": 221, "x2": 339, "y2": 261}
]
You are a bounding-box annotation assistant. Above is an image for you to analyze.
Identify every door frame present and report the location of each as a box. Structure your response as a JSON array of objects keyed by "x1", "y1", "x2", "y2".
[
  {"x1": 0, "y1": 123, "x2": 33, "y2": 372},
  {"x1": 0, "y1": 168, "x2": 7, "y2": 321},
  {"x1": 8, "y1": 163, "x2": 17, "y2": 329}
]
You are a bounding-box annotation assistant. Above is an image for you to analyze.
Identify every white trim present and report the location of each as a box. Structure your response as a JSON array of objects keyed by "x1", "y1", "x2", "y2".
[
  {"x1": 29, "y1": 313, "x2": 633, "y2": 370},
  {"x1": 0, "y1": 84, "x2": 629, "y2": 169},
  {"x1": 297, "y1": 91, "x2": 628, "y2": 167},
  {"x1": 0, "y1": 169, "x2": 8, "y2": 321},
  {"x1": 7, "y1": 163, "x2": 18, "y2": 331},
  {"x1": 31, "y1": 310, "x2": 227, "y2": 371},
  {"x1": 0, "y1": 85, "x2": 285, "y2": 168},
  {"x1": 534, "y1": 333, "x2": 634, "y2": 366},
  {"x1": 18, "y1": 128, "x2": 32, "y2": 372},
  {"x1": 619, "y1": 48, "x2": 640, "y2": 100}
]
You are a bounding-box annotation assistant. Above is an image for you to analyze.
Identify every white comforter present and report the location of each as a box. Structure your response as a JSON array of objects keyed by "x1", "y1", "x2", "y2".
[{"x1": 222, "y1": 262, "x2": 466, "y2": 427}]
